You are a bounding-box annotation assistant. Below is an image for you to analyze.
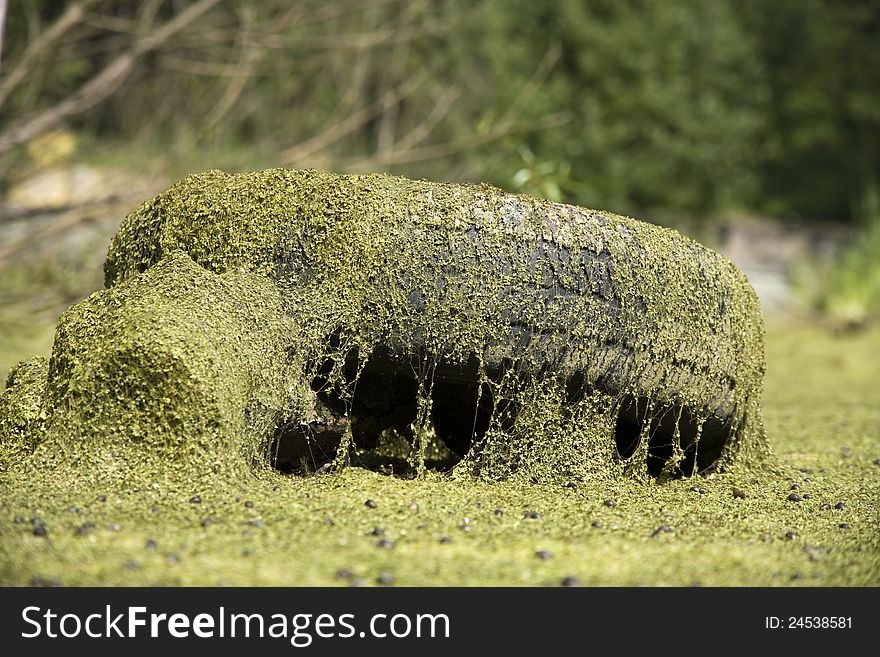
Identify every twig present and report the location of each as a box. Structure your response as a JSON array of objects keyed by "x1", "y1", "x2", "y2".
[{"x1": 0, "y1": 0, "x2": 221, "y2": 157}]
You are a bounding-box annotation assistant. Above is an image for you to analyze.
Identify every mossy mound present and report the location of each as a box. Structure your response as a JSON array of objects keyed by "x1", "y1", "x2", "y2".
[{"x1": 1, "y1": 169, "x2": 768, "y2": 491}]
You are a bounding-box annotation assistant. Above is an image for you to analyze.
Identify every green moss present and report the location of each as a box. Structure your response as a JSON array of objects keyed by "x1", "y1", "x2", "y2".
[{"x1": 0, "y1": 357, "x2": 48, "y2": 472}]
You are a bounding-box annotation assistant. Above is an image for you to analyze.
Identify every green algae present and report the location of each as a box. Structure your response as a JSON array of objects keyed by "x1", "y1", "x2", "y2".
[
  {"x1": 10, "y1": 169, "x2": 863, "y2": 587},
  {"x1": 3, "y1": 168, "x2": 767, "y2": 493}
]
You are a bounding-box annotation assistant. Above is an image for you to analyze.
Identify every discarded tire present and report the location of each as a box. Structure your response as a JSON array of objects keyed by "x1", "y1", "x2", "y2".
[{"x1": 2, "y1": 169, "x2": 768, "y2": 485}]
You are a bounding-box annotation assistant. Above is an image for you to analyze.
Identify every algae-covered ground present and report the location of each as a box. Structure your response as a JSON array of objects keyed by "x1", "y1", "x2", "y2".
[{"x1": 0, "y1": 321, "x2": 877, "y2": 586}]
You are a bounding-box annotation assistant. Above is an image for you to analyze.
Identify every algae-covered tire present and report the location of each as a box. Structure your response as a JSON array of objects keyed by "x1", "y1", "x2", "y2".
[{"x1": 104, "y1": 169, "x2": 766, "y2": 478}]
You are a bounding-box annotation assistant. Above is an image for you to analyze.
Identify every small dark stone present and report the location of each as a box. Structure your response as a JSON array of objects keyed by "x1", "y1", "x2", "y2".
[
  {"x1": 790, "y1": 484, "x2": 800, "y2": 491},
  {"x1": 145, "y1": 539, "x2": 157, "y2": 550},
  {"x1": 535, "y1": 550, "x2": 552, "y2": 560},
  {"x1": 66, "y1": 506, "x2": 80, "y2": 513},
  {"x1": 247, "y1": 519, "x2": 266, "y2": 528},
  {"x1": 784, "y1": 531, "x2": 798, "y2": 540},
  {"x1": 439, "y1": 535, "x2": 452, "y2": 544},
  {"x1": 494, "y1": 509, "x2": 503, "y2": 517},
  {"x1": 74, "y1": 522, "x2": 96, "y2": 536},
  {"x1": 787, "y1": 493, "x2": 801, "y2": 502},
  {"x1": 376, "y1": 539, "x2": 395, "y2": 549},
  {"x1": 96, "y1": 495, "x2": 107, "y2": 502},
  {"x1": 13, "y1": 516, "x2": 25, "y2": 524},
  {"x1": 603, "y1": 499, "x2": 616, "y2": 508},
  {"x1": 591, "y1": 520, "x2": 604, "y2": 529},
  {"x1": 335, "y1": 569, "x2": 352, "y2": 580},
  {"x1": 200, "y1": 517, "x2": 214, "y2": 527},
  {"x1": 364, "y1": 499, "x2": 378, "y2": 509},
  {"x1": 30, "y1": 577, "x2": 60, "y2": 587},
  {"x1": 838, "y1": 523, "x2": 849, "y2": 529},
  {"x1": 834, "y1": 502, "x2": 845, "y2": 510},
  {"x1": 376, "y1": 572, "x2": 395, "y2": 585},
  {"x1": 650, "y1": 524, "x2": 672, "y2": 538},
  {"x1": 803, "y1": 477, "x2": 812, "y2": 483},
  {"x1": 189, "y1": 495, "x2": 202, "y2": 504},
  {"x1": 244, "y1": 500, "x2": 254, "y2": 508},
  {"x1": 820, "y1": 503, "x2": 831, "y2": 510},
  {"x1": 873, "y1": 458, "x2": 880, "y2": 467},
  {"x1": 523, "y1": 512, "x2": 543, "y2": 519},
  {"x1": 561, "y1": 576, "x2": 579, "y2": 587},
  {"x1": 691, "y1": 487, "x2": 708, "y2": 494},
  {"x1": 798, "y1": 468, "x2": 813, "y2": 474},
  {"x1": 370, "y1": 527, "x2": 386, "y2": 537},
  {"x1": 32, "y1": 525, "x2": 48, "y2": 537},
  {"x1": 732, "y1": 488, "x2": 747, "y2": 499},
  {"x1": 561, "y1": 481, "x2": 577, "y2": 488},
  {"x1": 802, "y1": 493, "x2": 813, "y2": 500}
]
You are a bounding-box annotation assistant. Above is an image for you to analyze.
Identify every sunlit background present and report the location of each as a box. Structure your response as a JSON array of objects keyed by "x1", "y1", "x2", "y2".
[{"x1": 1, "y1": 0, "x2": 879, "y2": 384}]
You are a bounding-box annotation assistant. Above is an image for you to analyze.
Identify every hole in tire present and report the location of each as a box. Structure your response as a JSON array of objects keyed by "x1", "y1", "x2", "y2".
[{"x1": 269, "y1": 349, "x2": 493, "y2": 476}]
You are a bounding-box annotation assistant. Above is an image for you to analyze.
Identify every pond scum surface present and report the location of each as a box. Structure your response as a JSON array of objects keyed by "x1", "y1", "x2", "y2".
[{"x1": 0, "y1": 169, "x2": 877, "y2": 586}]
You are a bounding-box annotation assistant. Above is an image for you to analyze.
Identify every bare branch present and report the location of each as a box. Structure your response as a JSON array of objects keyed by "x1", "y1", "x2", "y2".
[
  {"x1": 0, "y1": 0, "x2": 99, "y2": 108},
  {"x1": 0, "y1": 0, "x2": 222, "y2": 157},
  {"x1": 279, "y1": 74, "x2": 427, "y2": 165}
]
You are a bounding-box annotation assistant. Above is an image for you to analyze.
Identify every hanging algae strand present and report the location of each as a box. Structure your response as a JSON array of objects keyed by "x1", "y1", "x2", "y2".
[{"x1": 0, "y1": 169, "x2": 768, "y2": 486}]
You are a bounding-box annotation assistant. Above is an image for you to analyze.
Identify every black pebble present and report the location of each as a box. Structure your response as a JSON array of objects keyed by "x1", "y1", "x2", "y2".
[
  {"x1": 838, "y1": 523, "x2": 849, "y2": 529},
  {"x1": 873, "y1": 458, "x2": 880, "y2": 467},
  {"x1": 802, "y1": 493, "x2": 813, "y2": 500},
  {"x1": 834, "y1": 502, "x2": 845, "y2": 510},
  {"x1": 376, "y1": 539, "x2": 395, "y2": 549},
  {"x1": 732, "y1": 488, "x2": 747, "y2": 499},
  {"x1": 591, "y1": 520, "x2": 604, "y2": 529},
  {"x1": 691, "y1": 487, "x2": 708, "y2": 494},
  {"x1": 145, "y1": 539, "x2": 157, "y2": 550},
  {"x1": 364, "y1": 499, "x2": 378, "y2": 509},
  {"x1": 370, "y1": 527, "x2": 386, "y2": 537},
  {"x1": 74, "y1": 522, "x2": 96, "y2": 536},
  {"x1": 248, "y1": 519, "x2": 266, "y2": 528},
  {"x1": 561, "y1": 576, "x2": 579, "y2": 587},
  {"x1": 244, "y1": 500, "x2": 254, "y2": 508},
  {"x1": 787, "y1": 493, "x2": 801, "y2": 502},
  {"x1": 603, "y1": 499, "x2": 616, "y2": 508},
  {"x1": 439, "y1": 535, "x2": 452, "y2": 544},
  {"x1": 651, "y1": 524, "x2": 672, "y2": 538},
  {"x1": 494, "y1": 509, "x2": 503, "y2": 517},
  {"x1": 535, "y1": 550, "x2": 552, "y2": 560},
  {"x1": 96, "y1": 495, "x2": 107, "y2": 502},
  {"x1": 523, "y1": 512, "x2": 543, "y2": 519},
  {"x1": 803, "y1": 477, "x2": 812, "y2": 483},
  {"x1": 784, "y1": 531, "x2": 798, "y2": 540},
  {"x1": 376, "y1": 572, "x2": 395, "y2": 585},
  {"x1": 189, "y1": 496, "x2": 202, "y2": 504},
  {"x1": 790, "y1": 484, "x2": 800, "y2": 490},
  {"x1": 561, "y1": 481, "x2": 577, "y2": 488},
  {"x1": 798, "y1": 468, "x2": 813, "y2": 474},
  {"x1": 32, "y1": 526, "x2": 48, "y2": 537}
]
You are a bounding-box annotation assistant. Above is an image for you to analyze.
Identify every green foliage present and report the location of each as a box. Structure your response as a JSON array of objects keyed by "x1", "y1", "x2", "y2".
[{"x1": 2, "y1": 0, "x2": 878, "y2": 222}]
